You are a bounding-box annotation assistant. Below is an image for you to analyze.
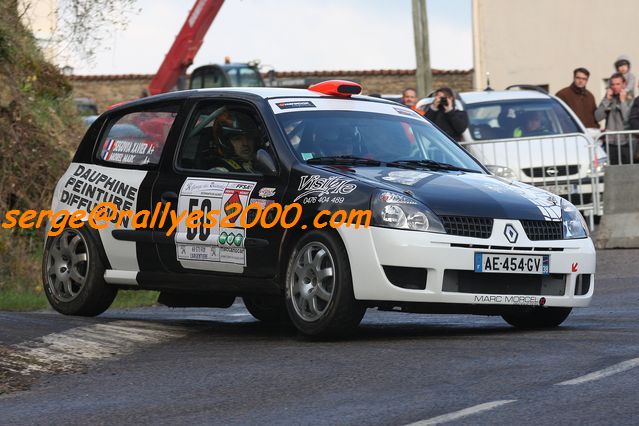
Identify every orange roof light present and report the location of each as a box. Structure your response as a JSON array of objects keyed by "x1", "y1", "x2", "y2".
[{"x1": 308, "y1": 80, "x2": 362, "y2": 97}]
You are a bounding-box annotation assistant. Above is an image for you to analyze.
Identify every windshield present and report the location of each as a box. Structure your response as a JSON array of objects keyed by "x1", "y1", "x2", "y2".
[
  {"x1": 465, "y1": 99, "x2": 582, "y2": 141},
  {"x1": 225, "y1": 66, "x2": 264, "y2": 87},
  {"x1": 276, "y1": 111, "x2": 485, "y2": 172}
]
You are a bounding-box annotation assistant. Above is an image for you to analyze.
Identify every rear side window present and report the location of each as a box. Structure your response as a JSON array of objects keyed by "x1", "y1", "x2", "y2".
[{"x1": 97, "y1": 106, "x2": 179, "y2": 166}]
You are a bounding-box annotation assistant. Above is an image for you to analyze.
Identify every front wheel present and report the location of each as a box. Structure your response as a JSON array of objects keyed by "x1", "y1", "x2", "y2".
[
  {"x1": 502, "y1": 307, "x2": 572, "y2": 329},
  {"x1": 284, "y1": 231, "x2": 366, "y2": 338},
  {"x1": 42, "y1": 227, "x2": 117, "y2": 316}
]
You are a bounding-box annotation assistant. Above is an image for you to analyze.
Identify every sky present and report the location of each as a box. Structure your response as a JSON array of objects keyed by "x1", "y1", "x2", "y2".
[{"x1": 68, "y1": 0, "x2": 472, "y2": 75}]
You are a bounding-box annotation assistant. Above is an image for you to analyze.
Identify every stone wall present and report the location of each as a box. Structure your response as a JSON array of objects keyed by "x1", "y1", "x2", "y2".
[
  {"x1": 71, "y1": 75, "x2": 152, "y2": 112},
  {"x1": 70, "y1": 69, "x2": 473, "y2": 113}
]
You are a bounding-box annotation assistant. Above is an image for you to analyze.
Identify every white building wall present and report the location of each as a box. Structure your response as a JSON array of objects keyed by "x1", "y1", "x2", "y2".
[
  {"x1": 18, "y1": 0, "x2": 59, "y2": 63},
  {"x1": 472, "y1": 0, "x2": 639, "y2": 99}
]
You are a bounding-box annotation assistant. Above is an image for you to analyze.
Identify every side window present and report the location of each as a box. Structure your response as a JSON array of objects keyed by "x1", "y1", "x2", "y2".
[
  {"x1": 98, "y1": 106, "x2": 179, "y2": 166},
  {"x1": 177, "y1": 103, "x2": 265, "y2": 174}
]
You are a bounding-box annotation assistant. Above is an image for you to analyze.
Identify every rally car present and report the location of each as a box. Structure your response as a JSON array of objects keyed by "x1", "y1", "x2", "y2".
[{"x1": 43, "y1": 81, "x2": 596, "y2": 337}]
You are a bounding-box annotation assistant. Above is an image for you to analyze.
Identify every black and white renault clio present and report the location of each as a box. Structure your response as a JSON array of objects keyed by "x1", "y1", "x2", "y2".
[{"x1": 44, "y1": 80, "x2": 595, "y2": 337}]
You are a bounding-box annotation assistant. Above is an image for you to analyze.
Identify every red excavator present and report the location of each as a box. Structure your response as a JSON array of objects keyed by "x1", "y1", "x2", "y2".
[{"x1": 147, "y1": 0, "x2": 264, "y2": 95}]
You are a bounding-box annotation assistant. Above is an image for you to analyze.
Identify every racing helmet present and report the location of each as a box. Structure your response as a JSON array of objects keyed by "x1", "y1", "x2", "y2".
[{"x1": 215, "y1": 112, "x2": 259, "y2": 156}]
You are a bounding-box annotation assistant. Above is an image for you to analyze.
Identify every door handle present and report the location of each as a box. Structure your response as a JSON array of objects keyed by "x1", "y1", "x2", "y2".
[{"x1": 161, "y1": 191, "x2": 178, "y2": 204}]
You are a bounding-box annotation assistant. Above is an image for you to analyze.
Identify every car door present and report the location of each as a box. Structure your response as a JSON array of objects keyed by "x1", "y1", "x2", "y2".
[
  {"x1": 90, "y1": 101, "x2": 184, "y2": 278},
  {"x1": 152, "y1": 98, "x2": 287, "y2": 278}
]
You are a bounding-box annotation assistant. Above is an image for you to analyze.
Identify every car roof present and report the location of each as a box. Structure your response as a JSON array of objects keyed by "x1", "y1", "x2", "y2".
[
  {"x1": 459, "y1": 90, "x2": 552, "y2": 105},
  {"x1": 109, "y1": 87, "x2": 401, "y2": 113}
]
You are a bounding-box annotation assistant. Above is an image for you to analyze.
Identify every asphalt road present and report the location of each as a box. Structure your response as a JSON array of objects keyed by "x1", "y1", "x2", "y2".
[{"x1": 0, "y1": 249, "x2": 637, "y2": 425}]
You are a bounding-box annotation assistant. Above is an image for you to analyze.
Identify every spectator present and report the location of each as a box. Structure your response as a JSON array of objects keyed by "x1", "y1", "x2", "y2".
[
  {"x1": 614, "y1": 55, "x2": 636, "y2": 99},
  {"x1": 400, "y1": 88, "x2": 425, "y2": 116},
  {"x1": 424, "y1": 87, "x2": 469, "y2": 141},
  {"x1": 626, "y1": 97, "x2": 639, "y2": 163},
  {"x1": 555, "y1": 68, "x2": 598, "y2": 129},
  {"x1": 595, "y1": 73, "x2": 632, "y2": 164}
]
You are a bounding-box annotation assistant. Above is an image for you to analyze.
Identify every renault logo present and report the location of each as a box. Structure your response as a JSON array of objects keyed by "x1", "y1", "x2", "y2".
[{"x1": 504, "y1": 224, "x2": 518, "y2": 243}]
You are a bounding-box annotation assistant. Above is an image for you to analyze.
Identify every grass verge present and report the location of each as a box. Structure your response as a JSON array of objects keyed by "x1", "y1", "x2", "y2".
[{"x1": 0, "y1": 289, "x2": 159, "y2": 312}]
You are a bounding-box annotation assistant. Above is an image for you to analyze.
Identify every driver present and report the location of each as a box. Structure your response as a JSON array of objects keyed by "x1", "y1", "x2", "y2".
[
  {"x1": 513, "y1": 111, "x2": 550, "y2": 137},
  {"x1": 209, "y1": 113, "x2": 258, "y2": 172}
]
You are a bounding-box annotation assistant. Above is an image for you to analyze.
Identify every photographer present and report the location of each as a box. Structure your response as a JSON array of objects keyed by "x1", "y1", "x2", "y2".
[
  {"x1": 424, "y1": 87, "x2": 468, "y2": 141},
  {"x1": 595, "y1": 73, "x2": 632, "y2": 164}
]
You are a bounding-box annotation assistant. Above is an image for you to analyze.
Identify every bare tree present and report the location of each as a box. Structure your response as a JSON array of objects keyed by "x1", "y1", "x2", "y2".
[{"x1": 20, "y1": 0, "x2": 140, "y2": 63}]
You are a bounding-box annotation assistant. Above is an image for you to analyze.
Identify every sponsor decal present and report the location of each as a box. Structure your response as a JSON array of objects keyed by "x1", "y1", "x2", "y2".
[
  {"x1": 276, "y1": 101, "x2": 316, "y2": 110},
  {"x1": 176, "y1": 178, "x2": 256, "y2": 268},
  {"x1": 59, "y1": 164, "x2": 138, "y2": 227},
  {"x1": 294, "y1": 175, "x2": 357, "y2": 203},
  {"x1": 218, "y1": 232, "x2": 243, "y2": 247},
  {"x1": 101, "y1": 138, "x2": 157, "y2": 165},
  {"x1": 464, "y1": 177, "x2": 562, "y2": 222},
  {"x1": 473, "y1": 295, "x2": 540, "y2": 305},
  {"x1": 511, "y1": 181, "x2": 562, "y2": 221},
  {"x1": 504, "y1": 224, "x2": 518, "y2": 243},
  {"x1": 224, "y1": 191, "x2": 242, "y2": 224},
  {"x1": 249, "y1": 198, "x2": 274, "y2": 209},
  {"x1": 571, "y1": 262, "x2": 579, "y2": 273},
  {"x1": 258, "y1": 187, "x2": 276, "y2": 198},
  {"x1": 382, "y1": 170, "x2": 432, "y2": 186}
]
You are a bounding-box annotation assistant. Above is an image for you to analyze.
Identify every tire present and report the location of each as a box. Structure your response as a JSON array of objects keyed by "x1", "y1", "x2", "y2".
[
  {"x1": 284, "y1": 230, "x2": 366, "y2": 338},
  {"x1": 42, "y1": 227, "x2": 117, "y2": 316},
  {"x1": 242, "y1": 295, "x2": 289, "y2": 323},
  {"x1": 502, "y1": 307, "x2": 572, "y2": 329}
]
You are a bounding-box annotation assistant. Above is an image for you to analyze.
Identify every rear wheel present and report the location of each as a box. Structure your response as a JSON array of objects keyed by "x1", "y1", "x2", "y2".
[
  {"x1": 42, "y1": 227, "x2": 117, "y2": 316},
  {"x1": 284, "y1": 231, "x2": 365, "y2": 338},
  {"x1": 242, "y1": 295, "x2": 289, "y2": 323},
  {"x1": 502, "y1": 307, "x2": 572, "y2": 329}
]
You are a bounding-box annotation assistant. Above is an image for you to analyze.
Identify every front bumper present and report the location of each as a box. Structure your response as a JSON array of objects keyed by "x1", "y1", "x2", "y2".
[{"x1": 338, "y1": 219, "x2": 595, "y2": 308}]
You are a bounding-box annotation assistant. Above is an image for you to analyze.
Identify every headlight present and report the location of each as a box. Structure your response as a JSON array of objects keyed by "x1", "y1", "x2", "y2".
[
  {"x1": 486, "y1": 165, "x2": 518, "y2": 180},
  {"x1": 371, "y1": 191, "x2": 445, "y2": 233},
  {"x1": 561, "y1": 199, "x2": 589, "y2": 239}
]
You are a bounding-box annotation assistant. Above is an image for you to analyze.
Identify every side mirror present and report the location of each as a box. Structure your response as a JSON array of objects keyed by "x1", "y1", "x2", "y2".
[{"x1": 254, "y1": 149, "x2": 278, "y2": 176}]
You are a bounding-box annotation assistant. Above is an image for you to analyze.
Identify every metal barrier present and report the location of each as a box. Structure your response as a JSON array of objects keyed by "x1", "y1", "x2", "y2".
[
  {"x1": 596, "y1": 130, "x2": 639, "y2": 165},
  {"x1": 459, "y1": 133, "x2": 604, "y2": 228}
]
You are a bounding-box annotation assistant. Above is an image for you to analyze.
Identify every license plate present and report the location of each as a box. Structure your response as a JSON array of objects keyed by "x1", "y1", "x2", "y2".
[
  {"x1": 474, "y1": 253, "x2": 550, "y2": 275},
  {"x1": 541, "y1": 184, "x2": 575, "y2": 195}
]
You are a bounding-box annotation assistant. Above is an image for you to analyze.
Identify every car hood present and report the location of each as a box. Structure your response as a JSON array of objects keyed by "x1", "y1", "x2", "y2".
[{"x1": 326, "y1": 167, "x2": 563, "y2": 221}]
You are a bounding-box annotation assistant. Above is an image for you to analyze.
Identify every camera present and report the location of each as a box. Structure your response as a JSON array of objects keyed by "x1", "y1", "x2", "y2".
[{"x1": 439, "y1": 96, "x2": 448, "y2": 108}]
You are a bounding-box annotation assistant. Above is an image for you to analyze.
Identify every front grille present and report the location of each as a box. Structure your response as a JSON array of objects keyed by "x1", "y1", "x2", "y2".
[
  {"x1": 442, "y1": 270, "x2": 566, "y2": 296},
  {"x1": 441, "y1": 216, "x2": 494, "y2": 239},
  {"x1": 522, "y1": 165, "x2": 579, "y2": 178},
  {"x1": 521, "y1": 220, "x2": 563, "y2": 240}
]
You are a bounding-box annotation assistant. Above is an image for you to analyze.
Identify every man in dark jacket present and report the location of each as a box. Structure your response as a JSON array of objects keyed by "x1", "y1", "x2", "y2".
[
  {"x1": 626, "y1": 96, "x2": 639, "y2": 163},
  {"x1": 424, "y1": 87, "x2": 468, "y2": 141},
  {"x1": 595, "y1": 73, "x2": 632, "y2": 164},
  {"x1": 555, "y1": 67, "x2": 598, "y2": 129}
]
